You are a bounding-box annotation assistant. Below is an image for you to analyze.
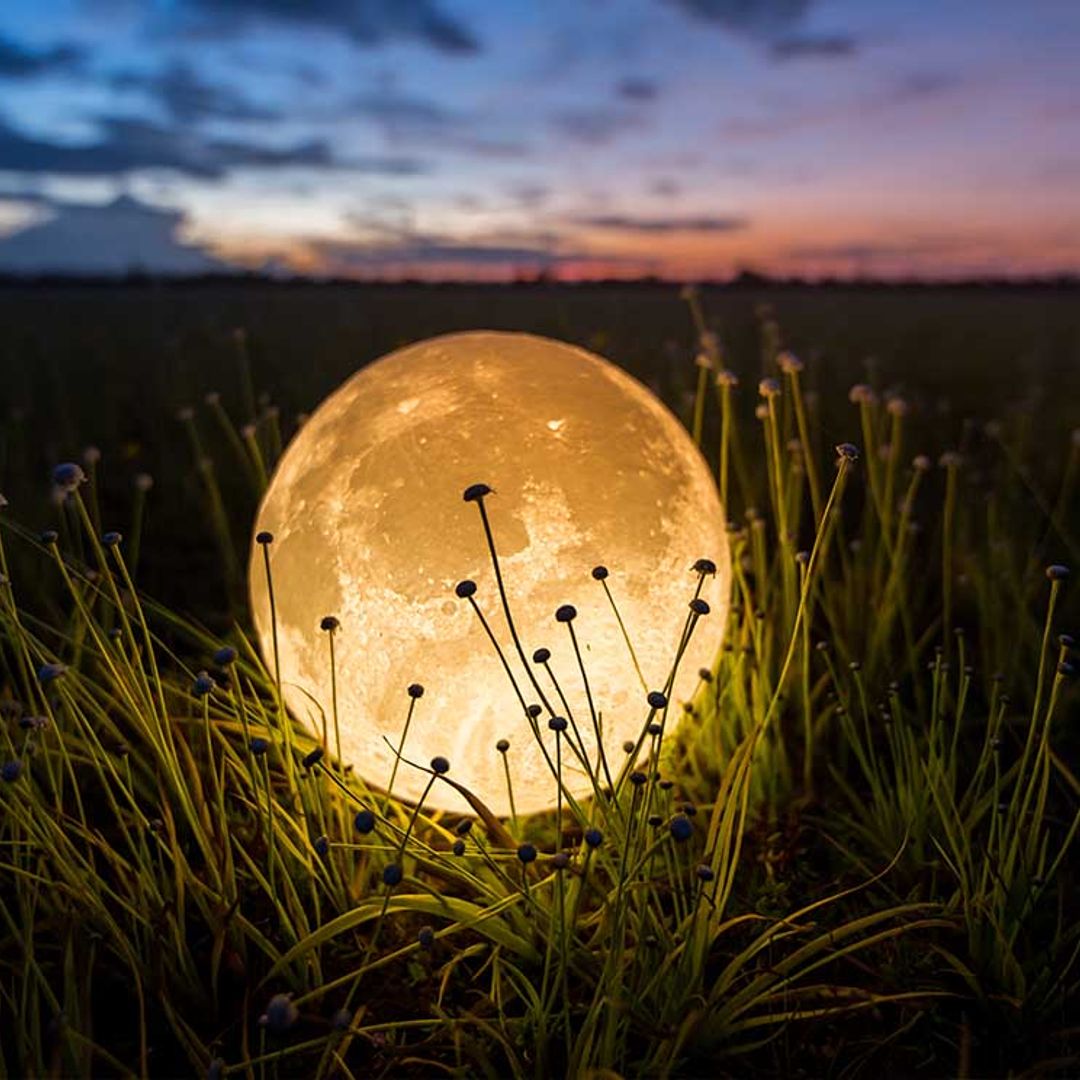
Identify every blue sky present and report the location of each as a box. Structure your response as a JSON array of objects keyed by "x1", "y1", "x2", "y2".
[{"x1": 0, "y1": 0, "x2": 1077, "y2": 278}]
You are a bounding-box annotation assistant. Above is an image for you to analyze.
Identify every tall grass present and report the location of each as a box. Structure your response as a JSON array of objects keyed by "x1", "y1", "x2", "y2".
[{"x1": 0, "y1": 287, "x2": 1077, "y2": 1077}]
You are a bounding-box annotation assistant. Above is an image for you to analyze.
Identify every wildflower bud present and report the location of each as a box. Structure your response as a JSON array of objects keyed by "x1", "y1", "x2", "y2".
[
  {"x1": 192, "y1": 672, "x2": 214, "y2": 697},
  {"x1": 758, "y1": 377, "x2": 780, "y2": 399},
  {"x1": 548, "y1": 716, "x2": 568, "y2": 733},
  {"x1": 302, "y1": 747, "x2": 324, "y2": 769},
  {"x1": 647, "y1": 722, "x2": 662, "y2": 736},
  {"x1": 848, "y1": 384, "x2": 877, "y2": 406},
  {"x1": 496, "y1": 738, "x2": 510, "y2": 753},
  {"x1": 452, "y1": 839, "x2": 466, "y2": 856},
  {"x1": 462, "y1": 483, "x2": 492, "y2": 502},
  {"x1": 913, "y1": 454, "x2": 931, "y2": 472},
  {"x1": 622, "y1": 740, "x2": 635, "y2": 753},
  {"x1": 885, "y1": 396, "x2": 909, "y2": 417},
  {"x1": 320, "y1": 615, "x2": 339, "y2": 632},
  {"x1": 591, "y1": 565, "x2": 609, "y2": 580},
  {"x1": 52, "y1": 462, "x2": 86, "y2": 492},
  {"x1": 314, "y1": 835, "x2": 329, "y2": 856},
  {"x1": 715, "y1": 369, "x2": 739, "y2": 388},
  {"x1": 532, "y1": 647, "x2": 551, "y2": 664},
  {"x1": 1, "y1": 760, "x2": 22, "y2": 782},
  {"x1": 696, "y1": 864, "x2": 715, "y2": 882},
  {"x1": 261, "y1": 993, "x2": 298, "y2": 1034},
  {"x1": 430, "y1": 755, "x2": 450, "y2": 774},
  {"x1": 249, "y1": 736, "x2": 269, "y2": 756},
  {"x1": 698, "y1": 667, "x2": 713, "y2": 682},
  {"x1": 40, "y1": 530, "x2": 59, "y2": 545},
  {"x1": 689, "y1": 598, "x2": 710, "y2": 615},
  {"x1": 1046, "y1": 565, "x2": 1070, "y2": 582},
  {"x1": 693, "y1": 558, "x2": 717, "y2": 575},
  {"x1": 255, "y1": 531, "x2": 273, "y2": 545},
  {"x1": 583, "y1": 828, "x2": 603, "y2": 848},
  {"x1": 382, "y1": 863, "x2": 403, "y2": 886},
  {"x1": 517, "y1": 843, "x2": 538, "y2": 864},
  {"x1": 555, "y1": 604, "x2": 577, "y2": 623},
  {"x1": 552, "y1": 851, "x2": 570, "y2": 870},
  {"x1": 455, "y1": 818, "x2": 473, "y2": 836},
  {"x1": 37, "y1": 663, "x2": 65, "y2": 684},
  {"x1": 214, "y1": 646, "x2": 237, "y2": 666},
  {"x1": 353, "y1": 809, "x2": 376, "y2": 834},
  {"x1": 647, "y1": 814, "x2": 663, "y2": 827},
  {"x1": 407, "y1": 683, "x2": 425, "y2": 699},
  {"x1": 455, "y1": 579, "x2": 477, "y2": 599},
  {"x1": 418, "y1": 926, "x2": 435, "y2": 949},
  {"x1": 134, "y1": 473, "x2": 154, "y2": 492},
  {"x1": 102, "y1": 531, "x2": 122, "y2": 547},
  {"x1": 669, "y1": 815, "x2": 693, "y2": 842},
  {"x1": 527, "y1": 704, "x2": 542, "y2": 719},
  {"x1": 938, "y1": 451, "x2": 962, "y2": 469},
  {"x1": 647, "y1": 690, "x2": 667, "y2": 709},
  {"x1": 630, "y1": 770, "x2": 648, "y2": 787},
  {"x1": 835, "y1": 443, "x2": 860, "y2": 463},
  {"x1": 332, "y1": 1008, "x2": 351, "y2": 1031},
  {"x1": 778, "y1": 351, "x2": 803, "y2": 374}
]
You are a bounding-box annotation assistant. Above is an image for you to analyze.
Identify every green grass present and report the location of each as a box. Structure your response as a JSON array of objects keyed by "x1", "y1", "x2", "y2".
[{"x1": 0, "y1": 282, "x2": 1078, "y2": 1078}]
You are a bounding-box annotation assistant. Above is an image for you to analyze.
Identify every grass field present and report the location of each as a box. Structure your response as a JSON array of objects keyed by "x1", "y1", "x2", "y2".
[{"x1": 1, "y1": 282, "x2": 1078, "y2": 1078}]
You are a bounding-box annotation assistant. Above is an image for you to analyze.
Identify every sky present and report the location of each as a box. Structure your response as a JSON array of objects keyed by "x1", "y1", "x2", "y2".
[{"x1": 0, "y1": 0, "x2": 1076, "y2": 280}]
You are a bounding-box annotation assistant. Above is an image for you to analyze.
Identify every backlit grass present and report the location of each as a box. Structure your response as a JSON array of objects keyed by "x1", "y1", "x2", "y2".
[{"x1": 1, "y1": 285, "x2": 1078, "y2": 1078}]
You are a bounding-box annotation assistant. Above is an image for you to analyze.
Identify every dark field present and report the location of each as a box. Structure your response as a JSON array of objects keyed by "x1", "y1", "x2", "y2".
[{"x1": 1, "y1": 282, "x2": 1079, "y2": 1079}]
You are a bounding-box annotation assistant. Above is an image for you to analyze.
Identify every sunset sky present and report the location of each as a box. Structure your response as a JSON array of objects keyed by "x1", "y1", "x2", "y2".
[{"x1": 0, "y1": 0, "x2": 1076, "y2": 279}]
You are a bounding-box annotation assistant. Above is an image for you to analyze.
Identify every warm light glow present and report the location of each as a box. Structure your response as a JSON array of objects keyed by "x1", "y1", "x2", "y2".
[{"x1": 251, "y1": 331, "x2": 730, "y2": 815}]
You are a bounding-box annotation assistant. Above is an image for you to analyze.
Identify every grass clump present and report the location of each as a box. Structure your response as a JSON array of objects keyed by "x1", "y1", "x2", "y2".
[{"x1": 0, "y1": 285, "x2": 1078, "y2": 1077}]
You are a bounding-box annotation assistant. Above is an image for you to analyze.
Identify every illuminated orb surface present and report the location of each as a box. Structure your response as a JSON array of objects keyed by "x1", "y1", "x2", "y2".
[{"x1": 251, "y1": 331, "x2": 730, "y2": 815}]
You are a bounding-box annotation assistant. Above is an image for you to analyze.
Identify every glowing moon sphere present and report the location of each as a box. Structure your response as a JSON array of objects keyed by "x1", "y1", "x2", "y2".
[{"x1": 251, "y1": 331, "x2": 729, "y2": 815}]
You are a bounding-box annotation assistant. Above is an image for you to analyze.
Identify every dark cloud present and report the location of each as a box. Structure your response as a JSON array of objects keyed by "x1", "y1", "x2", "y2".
[
  {"x1": 617, "y1": 77, "x2": 659, "y2": 101},
  {"x1": 177, "y1": 0, "x2": 480, "y2": 54},
  {"x1": 665, "y1": 0, "x2": 811, "y2": 37},
  {"x1": 550, "y1": 108, "x2": 641, "y2": 146},
  {"x1": 349, "y1": 90, "x2": 529, "y2": 158},
  {"x1": 0, "y1": 115, "x2": 426, "y2": 178},
  {"x1": 0, "y1": 34, "x2": 85, "y2": 79},
  {"x1": 0, "y1": 193, "x2": 228, "y2": 275},
  {"x1": 575, "y1": 213, "x2": 747, "y2": 233},
  {"x1": 111, "y1": 62, "x2": 281, "y2": 123},
  {"x1": 770, "y1": 34, "x2": 857, "y2": 59},
  {"x1": 306, "y1": 219, "x2": 647, "y2": 275}
]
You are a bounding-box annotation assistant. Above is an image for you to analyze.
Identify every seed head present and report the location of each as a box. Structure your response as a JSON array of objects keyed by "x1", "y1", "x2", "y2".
[
  {"x1": 1046, "y1": 564, "x2": 1070, "y2": 582},
  {"x1": 332, "y1": 1008, "x2": 351, "y2": 1031},
  {"x1": 647, "y1": 690, "x2": 668, "y2": 710},
  {"x1": 455, "y1": 818, "x2": 473, "y2": 836},
  {"x1": 2, "y1": 760, "x2": 22, "y2": 782},
  {"x1": 417, "y1": 925, "x2": 435, "y2": 949},
  {"x1": 192, "y1": 671, "x2": 214, "y2": 697},
  {"x1": 250, "y1": 736, "x2": 269, "y2": 756},
  {"x1": 383, "y1": 863, "x2": 403, "y2": 886},
  {"x1": 548, "y1": 716, "x2": 568, "y2": 733},
  {"x1": 698, "y1": 667, "x2": 713, "y2": 682},
  {"x1": 496, "y1": 738, "x2": 510, "y2": 753},
  {"x1": 255, "y1": 531, "x2": 273, "y2": 546},
  {"x1": 314, "y1": 835, "x2": 329, "y2": 857},
  {"x1": 52, "y1": 463, "x2": 86, "y2": 493},
  {"x1": 526, "y1": 703, "x2": 542, "y2": 719},
  {"x1": 885, "y1": 396, "x2": 909, "y2": 418},
  {"x1": 758, "y1": 377, "x2": 780, "y2": 399},
  {"x1": 39, "y1": 530, "x2": 59, "y2": 545},
  {"x1": 591, "y1": 565, "x2": 609, "y2": 580},
  {"x1": 455, "y1": 579, "x2": 477, "y2": 599},
  {"x1": 777, "y1": 351, "x2": 803, "y2": 374},
  {"x1": 430, "y1": 755, "x2": 450, "y2": 774},
  {"x1": 669, "y1": 815, "x2": 693, "y2": 842},
  {"x1": 583, "y1": 828, "x2": 603, "y2": 848},
  {"x1": 452, "y1": 839, "x2": 466, "y2": 856},
  {"x1": 630, "y1": 770, "x2": 648, "y2": 787},
  {"x1": 214, "y1": 646, "x2": 237, "y2": 666},
  {"x1": 532, "y1": 647, "x2": 551, "y2": 664},
  {"x1": 320, "y1": 615, "x2": 339, "y2": 632},
  {"x1": 552, "y1": 851, "x2": 570, "y2": 870},
  {"x1": 261, "y1": 994, "x2": 298, "y2": 1034},
  {"x1": 555, "y1": 604, "x2": 577, "y2": 623},
  {"x1": 689, "y1": 598, "x2": 710, "y2": 615},
  {"x1": 407, "y1": 683, "x2": 425, "y2": 699},
  {"x1": 302, "y1": 747, "x2": 324, "y2": 769},
  {"x1": 696, "y1": 864, "x2": 715, "y2": 882},
  {"x1": 462, "y1": 483, "x2": 492, "y2": 502},
  {"x1": 37, "y1": 663, "x2": 66, "y2": 684},
  {"x1": 835, "y1": 443, "x2": 860, "y2": 463},
  {"x1": 517, "y1": 843, "x2": 538, "y2": 864},
  {"x1": 848, "y1": 384, "x2": 877, "y2": 406},
  {"x1": 715, "y1": 369, "x2": 739, "y2": 388},
  {"x1": 692, "y1": 557, "x2": 717, "y2": 575},
  {"x1": 354, "y1": 809, "x2": 376, "y2": 834},
  {"x1": 102, "y1": 531, "x2": 122, "y2": 547},
  {"x1": 135, "y1": 472, "x2": 154, "y2": 493},
  {"x1": 938, "y1": 451, "x2": 962, "y2": 469},
  {"x1": 647, "y1": 721, "x2": 662, "y2": 736}
]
